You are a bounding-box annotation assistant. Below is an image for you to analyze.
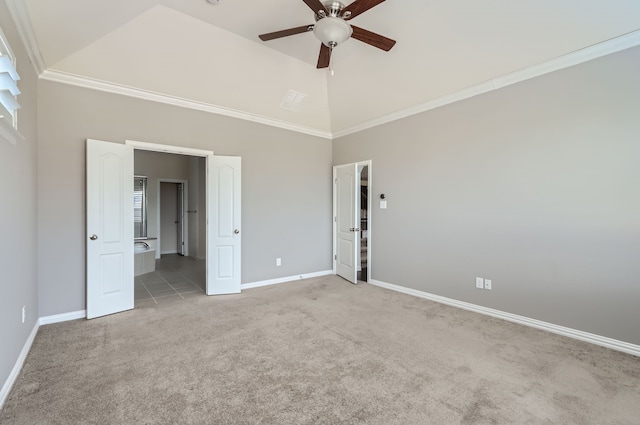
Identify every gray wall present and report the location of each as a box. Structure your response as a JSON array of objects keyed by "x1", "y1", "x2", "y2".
[
  {"x1": 37, "y1": 80, "x2": 333, "y2": 317},
  {"x1": 333, "y1": 47, "x2": 640, "y2": 345},
  {"x1": 0, "y1": 4, "x2": 39, "y2": 402}
]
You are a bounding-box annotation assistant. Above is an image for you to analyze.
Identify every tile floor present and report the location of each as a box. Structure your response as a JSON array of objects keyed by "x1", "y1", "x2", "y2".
[{"x1": 135, "y1": 254, "x2": 206, "y2": 307}]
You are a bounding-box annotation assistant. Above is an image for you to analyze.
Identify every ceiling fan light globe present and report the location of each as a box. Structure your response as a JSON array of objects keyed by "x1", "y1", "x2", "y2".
[{"x1": 313, "y1": 17, "x2": 352, "y2": 47}]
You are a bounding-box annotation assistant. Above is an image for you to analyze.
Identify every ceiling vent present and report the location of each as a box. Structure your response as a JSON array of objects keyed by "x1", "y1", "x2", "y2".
[{"x1": 280, "y1": 90, "x2": 306, "y2": 112}]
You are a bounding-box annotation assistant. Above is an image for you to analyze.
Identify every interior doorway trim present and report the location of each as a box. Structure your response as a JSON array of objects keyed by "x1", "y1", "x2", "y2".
[
  {"x1": 333, "y1": 160, "x2": 372, "y2": 283},
  {"x1": 126, "y1": 140, "x2": 213, "y2": 157},
  {"x1": 126, "y1": 140, "x2": 219, "y2": 294},
  {"x1": 157, "y1": 179, "x2": 188, "y2": 258},
  {"x1": 126, "y1": 140, "x2": 212, "y2": 261}
]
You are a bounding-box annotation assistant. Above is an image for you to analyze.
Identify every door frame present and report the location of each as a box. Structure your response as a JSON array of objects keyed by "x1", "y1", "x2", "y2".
[
  {"x1": 157, "y1": 179, "x2": 188, "y2": 257},
  {"x1": 126, "y1": 140, "x2": 214, "y2": 288},
  {"x1": 333, "y1": 160, "x2": 372, "y2": 283}
]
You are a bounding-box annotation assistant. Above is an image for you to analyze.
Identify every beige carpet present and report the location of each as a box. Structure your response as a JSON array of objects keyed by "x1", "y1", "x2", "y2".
[{"x1": 1, "y1": 276, "x2": 639, "y2": 424}]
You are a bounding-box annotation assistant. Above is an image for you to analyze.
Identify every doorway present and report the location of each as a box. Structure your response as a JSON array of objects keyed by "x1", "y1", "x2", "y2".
[
  {"x1": 333, "y1": 160, "x2": 372, "y2": 284},
  {"x1": 358, "y1": 165, "x2": 369, "y2": 282},
  {"x1": 86, "y1": 139, "x2": 242, "y2": 319},
  {"x1": 159, "y1": 180, "x2": 187, "y2": 257}
]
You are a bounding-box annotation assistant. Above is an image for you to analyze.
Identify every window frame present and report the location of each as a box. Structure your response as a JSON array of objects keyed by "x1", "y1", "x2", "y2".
[{"x1": 0, "y1": 25, "x2": 22, "y2": 145}]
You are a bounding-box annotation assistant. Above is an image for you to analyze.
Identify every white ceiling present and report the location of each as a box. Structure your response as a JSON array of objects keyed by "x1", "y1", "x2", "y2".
[{"x1": 14, "y1": 0, "x2": 640, "y2": 137}]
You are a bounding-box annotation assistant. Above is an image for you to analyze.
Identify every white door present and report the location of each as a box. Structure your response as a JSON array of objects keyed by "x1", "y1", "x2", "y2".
[
  {"x1": 207, "y1": 155, "x2": 241, "y2": 295},
  {"x1": 86, "y1": 139, "x2": 134, "y2": 319},
  {"x1": 335, "y1": 164, "x2": 359, "y2": 283}
]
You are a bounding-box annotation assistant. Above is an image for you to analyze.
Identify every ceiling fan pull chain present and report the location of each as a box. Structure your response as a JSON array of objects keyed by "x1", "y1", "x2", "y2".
[{"x1": 329, "y1": 46, "x2": 335, "y2": 76}]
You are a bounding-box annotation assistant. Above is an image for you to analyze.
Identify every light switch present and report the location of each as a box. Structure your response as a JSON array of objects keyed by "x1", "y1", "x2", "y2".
[{"x1": 380, "y1": 200, "x2": 387, "y2": 209}]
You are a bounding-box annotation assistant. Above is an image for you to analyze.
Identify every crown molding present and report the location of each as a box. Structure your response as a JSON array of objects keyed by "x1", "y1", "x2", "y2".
[
  {"x1": 9, "y1": 0, "x2": 639, "y2": 142},
  {"x1": 39, "y1": 69, "x2": 333, "y2": 139},
  {"x1": 5, "y1": 0, "x2": 46, "y2": 75},
  {"x1": 332, "y1": 29, "x2": 640, "y2": 139}
]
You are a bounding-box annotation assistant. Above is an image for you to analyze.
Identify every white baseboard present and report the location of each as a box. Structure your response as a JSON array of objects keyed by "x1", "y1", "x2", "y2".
[
  {"x1": 242, "y1": 270, "x2": 333, "y2": 290},
  {"x1": 0, "y1": 321, "x2": 39, "y2": 410},
  {"x1": 369, "y1": 279, "x2": 640, "y2": 357},
  {"x1": 39, "y1": 310, "x2": 86, "y2": 325}
]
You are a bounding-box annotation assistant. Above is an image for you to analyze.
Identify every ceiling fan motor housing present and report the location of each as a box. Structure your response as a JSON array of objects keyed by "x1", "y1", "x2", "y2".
[{"x1": 321, "y1": 1, "x2": 347, "y2": 18}]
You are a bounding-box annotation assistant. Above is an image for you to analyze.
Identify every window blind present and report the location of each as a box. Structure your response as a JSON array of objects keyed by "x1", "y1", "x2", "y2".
[{"x1": 0, "y1": 55, "x2": 20, "y2": 121}]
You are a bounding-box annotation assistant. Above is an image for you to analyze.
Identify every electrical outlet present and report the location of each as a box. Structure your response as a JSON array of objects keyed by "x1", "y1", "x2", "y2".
[
  {"x1": 476, "y1": 277, "x2": 484, "y2": 289},
  {"x1": 276, "y1": 258, "x2": 282, "y2": 266},
  {"x1": 484, "y1": 279, "x2": 492, "y2": 290},
  {"x1": 22, "y1": 306, "x2": 26, "y2": 324}
]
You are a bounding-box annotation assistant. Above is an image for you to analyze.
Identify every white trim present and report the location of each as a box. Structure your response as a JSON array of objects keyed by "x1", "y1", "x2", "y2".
[
  {"x1": 332, "y1": 30, "x2": 640, "y2": 139},
  {"x1": 41, "y1": 69, "x2": 333, "y2": 139},
  {"x1": 241, "y1": 270, "x2": 333, "y2": 290},
  {"x1": 39, "y1": 310, "x2": 86, "y2": 325},
  {"x1": 369, "y1": 279, "x2": 640, "y2": 357},
  {"x1": 0, "y1": 118, "x2": 24, "y2": 146},
  {"x1": 4, "y1": 0, "x2": 46, "y2": 74},
  {"x1": 9, "y1": 5, "x2": 638, "y2": 140},
  {"x1": 31, "y1": 30, "x2": 640, "y2": 141},
  {"x1": 0, "y1": 321, "x2": 39, "y2": 410},
  {"x1": 126, "y1": 140, "x2": 213, "y2": 157},
  {"x1": 1, "y1": 310, "x2": 87, "y2": 408}
]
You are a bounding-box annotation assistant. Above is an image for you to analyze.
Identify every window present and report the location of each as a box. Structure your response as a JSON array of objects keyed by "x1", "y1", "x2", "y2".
[
  {"x1": 134, "y1": 177, "x2": 148, "y2": 238},
  {"x1": 0, "y1": 25, "x2": 21, "y2": 143}
]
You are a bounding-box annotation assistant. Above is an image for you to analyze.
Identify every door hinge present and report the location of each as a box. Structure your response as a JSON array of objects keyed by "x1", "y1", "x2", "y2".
[
  {"x1": 334, "y1": 216, "x2": 337, "y2": 222},
  {"x1": 334, "y1": 254, "x2": 337, "y2": 260},
  {"x1": 335, "y1": 178, "x2": 338, "y2": 184}
]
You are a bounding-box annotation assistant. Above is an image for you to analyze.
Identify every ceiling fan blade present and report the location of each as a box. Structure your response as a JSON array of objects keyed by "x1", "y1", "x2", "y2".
[
  {"x1": 302, "y1": 0, "x2": 328, "y2": 15},
  {"x1": 351, "y1": 25, "x2": 396, "y2": 51},
  {"x1": 342, "y1": 0, "x2": 385, "y2": 20},
  {"x1": 317, "y1": 44, "x2": 331, "y2": 69},
  {"x1": 259, "y1": 25, "x2": 313, "y2": 41}
]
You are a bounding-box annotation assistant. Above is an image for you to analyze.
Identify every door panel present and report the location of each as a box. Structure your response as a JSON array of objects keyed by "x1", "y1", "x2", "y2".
[
  {"x1": 207, "y1": 155, "x2": 241, "y2": 295},
  {"x1": 86, "y1": 139, "x2": 134, "y2": 319},
  {"x1": 335, "y1": 164, "x2": 358, "y2": 283}
]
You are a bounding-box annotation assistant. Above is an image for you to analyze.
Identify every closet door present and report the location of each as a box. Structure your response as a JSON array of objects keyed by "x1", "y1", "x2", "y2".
[{"x1": 334, "y1": 163, "x2": 359, "y2": 284}]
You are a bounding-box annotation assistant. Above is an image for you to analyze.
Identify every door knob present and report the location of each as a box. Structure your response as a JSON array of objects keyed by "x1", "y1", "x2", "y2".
[
  {"x1": 89, "y1": 234, "x2": 98, "y2": 240},
  {"x1": 234, "y1": 229, "x2": 240, "y2": 234}
]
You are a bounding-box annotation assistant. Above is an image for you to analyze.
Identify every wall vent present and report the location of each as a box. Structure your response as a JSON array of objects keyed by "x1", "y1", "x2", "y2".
[{"x1": 280, "y1": 90, "x2": 306, "y2": 112}]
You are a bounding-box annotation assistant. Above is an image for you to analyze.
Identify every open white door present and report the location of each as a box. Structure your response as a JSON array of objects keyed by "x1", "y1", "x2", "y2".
[
  {"x1": 207, "y1": 155, "x2": 241, "y2": 295},
  {"x1": 334, "y1": 163, "x2": 359, "y2": 283},
  {"x1": 86, "y1": 139, "x2": 134, "y2": 319}
]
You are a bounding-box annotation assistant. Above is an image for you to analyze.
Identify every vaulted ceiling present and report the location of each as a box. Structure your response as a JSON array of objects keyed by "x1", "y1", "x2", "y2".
[{"x1": 9, "y1": 0, "x2": 640, "y2": 138}]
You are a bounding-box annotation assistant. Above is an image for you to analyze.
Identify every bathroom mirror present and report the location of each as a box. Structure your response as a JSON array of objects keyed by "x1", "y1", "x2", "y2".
[{"x1": 134, "y1": 176, "x2": 148, "y2": 238}]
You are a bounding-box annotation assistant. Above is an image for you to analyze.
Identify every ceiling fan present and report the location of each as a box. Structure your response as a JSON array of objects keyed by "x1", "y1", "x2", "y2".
[{"x1": 258, "y1": 0, "x2": 396, "y2": 69}]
